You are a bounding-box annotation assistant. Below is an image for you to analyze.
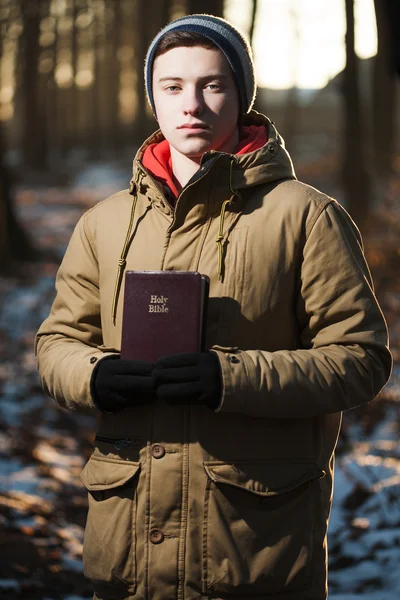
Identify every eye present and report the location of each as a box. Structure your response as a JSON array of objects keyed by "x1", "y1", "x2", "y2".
[
  {"x1": 205, "y1": 83, "x2": 220, "y2": 91},
  {"x1": 165, "y1": 85, "x2": 180, "y2": 92}
]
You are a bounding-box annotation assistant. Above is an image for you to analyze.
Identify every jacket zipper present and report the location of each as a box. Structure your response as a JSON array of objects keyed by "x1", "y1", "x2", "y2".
[
  {"x1": 169, "y1": 155, "x2": 223, "y2": 234},
  {"x1": 137, "y1": 154, "x2": 221, "y2": 217},
  {"x1": 95, "y1": 435, "x2": 133, "y2": 450}
]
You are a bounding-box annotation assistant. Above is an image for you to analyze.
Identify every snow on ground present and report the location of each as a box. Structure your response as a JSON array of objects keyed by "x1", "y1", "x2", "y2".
[{"x1": 0, "y1": 164, "x2": 399, "y2": 599}]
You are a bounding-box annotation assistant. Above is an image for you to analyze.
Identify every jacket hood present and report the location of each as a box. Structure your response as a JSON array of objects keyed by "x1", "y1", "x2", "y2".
[
  {"x1": 140, "y1": 121, "x2": 270, "y2": 201},
  {"x1": 229, "y1": 112, "x2": 296, "y2": 190},
  {"x1": 130, "y1": 110, "x2": 296, "y2": 197}
]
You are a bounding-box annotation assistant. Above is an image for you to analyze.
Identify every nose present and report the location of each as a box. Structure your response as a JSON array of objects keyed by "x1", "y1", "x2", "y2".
[{"x1": 183, "y1": 87, "x2": 203, "y2": 116}]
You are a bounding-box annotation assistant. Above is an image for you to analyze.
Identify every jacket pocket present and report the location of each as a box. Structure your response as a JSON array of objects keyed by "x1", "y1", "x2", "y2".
[
  {"x1": 80, "y1": 455, "x2": 140, "y2": 593},
  {"x1": 202, "y1": 460, "x2": 325, "y2": 596}
]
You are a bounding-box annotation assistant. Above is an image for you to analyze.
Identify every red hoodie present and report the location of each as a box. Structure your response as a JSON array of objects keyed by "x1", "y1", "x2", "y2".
[{"x1": 142, "y1": 124, "x2": 269, "y2": 201}]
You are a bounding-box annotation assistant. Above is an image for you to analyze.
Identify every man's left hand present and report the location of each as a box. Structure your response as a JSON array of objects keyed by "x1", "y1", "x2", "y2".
[{"x1": 153, "y1": 352, "x2": 222, "y2": 410}]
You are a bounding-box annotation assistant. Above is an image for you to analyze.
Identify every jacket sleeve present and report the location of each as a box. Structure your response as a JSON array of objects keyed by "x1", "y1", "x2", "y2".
[
  {"x1": 214, "y1": 201, "x2": 392, "y2": 419},
  {"x1": 34, "y1": 211, "x2": 116, "y2": 413}
]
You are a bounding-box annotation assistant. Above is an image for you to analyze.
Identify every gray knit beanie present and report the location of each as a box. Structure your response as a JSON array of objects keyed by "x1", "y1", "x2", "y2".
[{"x1": 145, "y1": 14, "x2": 256, "y2": 117}]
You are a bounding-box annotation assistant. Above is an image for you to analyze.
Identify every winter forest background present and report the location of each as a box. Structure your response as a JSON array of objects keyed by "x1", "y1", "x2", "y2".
[{"x1": 0, "y1": 0, "x2": 400, "y2": 598}]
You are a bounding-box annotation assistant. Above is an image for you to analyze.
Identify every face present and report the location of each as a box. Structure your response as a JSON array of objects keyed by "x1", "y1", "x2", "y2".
[{"x1": 152, "y1": 45, "x2": 240, "y2": 161}]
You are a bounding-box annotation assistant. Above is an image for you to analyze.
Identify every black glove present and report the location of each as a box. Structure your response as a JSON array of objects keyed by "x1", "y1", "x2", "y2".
[
  {"x1": 152, "y1": 352, "x2": 222, "y2": 410},
  {"x1": 91, "y1": 356, "x2": 156, "y2": 414}
]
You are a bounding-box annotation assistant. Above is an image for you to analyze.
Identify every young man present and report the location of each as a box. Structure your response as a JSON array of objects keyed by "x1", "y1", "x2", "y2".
[{"x1": 35, "y1": 14, "x2": 392, "y2": 600}]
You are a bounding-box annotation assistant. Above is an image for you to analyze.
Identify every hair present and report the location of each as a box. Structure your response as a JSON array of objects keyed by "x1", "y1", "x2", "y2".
[{"x1": 153, "y1": 30, "x2": 219, "y2": 60}]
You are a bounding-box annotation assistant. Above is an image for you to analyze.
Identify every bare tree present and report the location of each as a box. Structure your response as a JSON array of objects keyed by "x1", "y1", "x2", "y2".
[
  {"x1": 342, "y1": 0, "x2": 372, "y2": 229},
  {"x1": 106, "y1": 0, "x2": 122, "y2": 151},
  {"x1": 20, "y1": 0, "x2": 47, "y2": 168},
  {"x1": 385, "y1": 0, "x2": 400, "y2": 76},
  {"x1": 249, "y1": 0, "x2": 258, "y2": 47},
  {"x1": 134, "y1": 0, "x2": 171, "y2": 140},
  {"x1": 0, "y1": 126, "x2": 37, "y2": 275},
  {"x1": 0, "y1": 5, "x2": 36, "y2": 273},
  {"x1": 372, "y1": 0, "x2": 397, "y2": 177},
  {"x1": 91, "y1": 0, "x2": 107, "y2": 156},
  {"x1": 282, "y1": 3, "x2": 300, "y2": 153},
  {"x1": 62, "y1": 0, "x2": 78, "y2": 156}
]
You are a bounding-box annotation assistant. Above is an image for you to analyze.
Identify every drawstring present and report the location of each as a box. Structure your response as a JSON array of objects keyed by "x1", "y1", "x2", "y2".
[
  {"x1": 216, "y1": 199, "x2": 231, "y2": 281},
  {"x1": 111, "y1": 172, "x2": 146, "y2": 325},
  {"x1": 216, "y1": 158, "x2": 238, "y2": 282},
  {"x1": 228, "y1": 156, "x2": 236, "y2": 197}
]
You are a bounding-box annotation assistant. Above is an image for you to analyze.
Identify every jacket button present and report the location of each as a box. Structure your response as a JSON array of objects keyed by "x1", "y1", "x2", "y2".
[
  {"x1": 149, "y1": 528, "x2": 164, "y2": 544},
  {"x1": 90, "y1": 357, "x2": 97, "y2": 364},
  {"x1": 229, "y1": 356, "x2": 240, "y2": 364},
  {"x1": 152, "y1": 444, "x2": 166, "y2": 459}
]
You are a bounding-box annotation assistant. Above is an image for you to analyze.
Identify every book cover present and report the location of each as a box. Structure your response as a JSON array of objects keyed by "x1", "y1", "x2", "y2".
[{"x1": 120, "y1": 271, "x2": 209, "y2": 361}]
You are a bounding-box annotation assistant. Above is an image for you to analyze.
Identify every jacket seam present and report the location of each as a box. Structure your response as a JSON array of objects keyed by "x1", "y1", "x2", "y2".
[
  {"x1": 144, "y1": 439, "x2": 152, "y2": 600},
  {"x1": 305, "y1": 198, "x2": 335, "y2": 240},
  {"x1": 88, "y1": 454, "x2": 140, "y2": 466},
  {"x1": 239, "y1": 350, "x2": 251, "y2": 409},
  {"x1": 82, "y1": 213, "x2": 99, "y2": 264},
  {"x1": 276, "y1": 180, "x2": 335, "y2": 239},
  {"x1": 280, "y1": 179, "x2": 331, "y2": 203},
  {"x1": 85, "y1": 189, "x2": 131, "y2": 216},
  {"x1": 239, "y1": 227, "x2": 248, "y2": 309},
  {"x1": 202, "y1": 477, "x2": 212, "y2": 592},
  {"x1": 159, "y1": 232, "x2": 171, "y2": 270},
  {"x1": 177, "y1": 407, "x2": 190, "y2": 600},
  {"x1": 329, "y1": 204, "x2": 374, "y2": 291}
]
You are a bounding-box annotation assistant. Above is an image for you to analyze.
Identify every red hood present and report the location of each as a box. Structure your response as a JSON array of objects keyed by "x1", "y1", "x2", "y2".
[{"x1": 142, "y1": 124, "x2": 269, "y2": 201}]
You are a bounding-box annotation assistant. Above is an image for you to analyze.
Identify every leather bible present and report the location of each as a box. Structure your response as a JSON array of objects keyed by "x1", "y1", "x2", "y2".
[{"x1": 121, "y1": 271, "x2": 210, "y2": 361}]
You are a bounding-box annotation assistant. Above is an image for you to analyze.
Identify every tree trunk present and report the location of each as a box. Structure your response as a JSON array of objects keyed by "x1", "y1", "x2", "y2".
[
  {"x1": 0, "y1": 126, "x2": 37, "y2": 275},
  {"x1": 134, "y1": 0, "x2": 171, "y2": 140},
  {"x1": 282, "y1": 6, "x2": 300, "y2": 153},
  {"x1": 342, "y1": 0, "x2": 372, "y2": 229},
  {"x1": 134, "y1": 1, "x2": 147, "y2": 139},
  {"x1": 20, "y1": 0, "x2": 47, "y2": 169},
  {"x1": 249, "y1": 0, "x2": 258, "y2": 47},
  {"x1": 90, "y1": 0, "x2": 101, "y2": 157},
  {"x1": 62, "y1": 0, "x2": 78, "y2": 156},
  {"x1": 109, "y1": 0, "x2": 122, "y2": 151},
  {"x1": 385, "y1": 0, "x2": 400, "y2": 76},
  {"x1": 372, "y1": 0, "x2": 396, "y2": 177},
  {"x1": 46, "y1": 3, "x2": 58, "y2": 165}
]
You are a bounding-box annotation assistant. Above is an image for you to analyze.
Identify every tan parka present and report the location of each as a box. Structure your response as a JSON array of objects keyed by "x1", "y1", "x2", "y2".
[{"x1": 35, "y1": 112, "x2": 392, "y2": 600}]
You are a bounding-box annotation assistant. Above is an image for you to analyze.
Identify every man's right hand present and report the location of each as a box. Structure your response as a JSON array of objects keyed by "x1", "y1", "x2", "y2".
[{"x1": 91, "y1": 356, "x2": 156, "y2": 414}]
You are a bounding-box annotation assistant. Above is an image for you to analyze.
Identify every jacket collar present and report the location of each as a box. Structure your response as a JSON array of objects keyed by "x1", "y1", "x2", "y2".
[{"x1": 130, "y1": 111, "x2": 296, "y2": 204}]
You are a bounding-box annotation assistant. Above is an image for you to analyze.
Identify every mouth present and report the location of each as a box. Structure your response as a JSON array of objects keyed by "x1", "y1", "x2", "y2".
[{"x1": 178, "y1": 123, "x2": 210, "y2": 132}]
